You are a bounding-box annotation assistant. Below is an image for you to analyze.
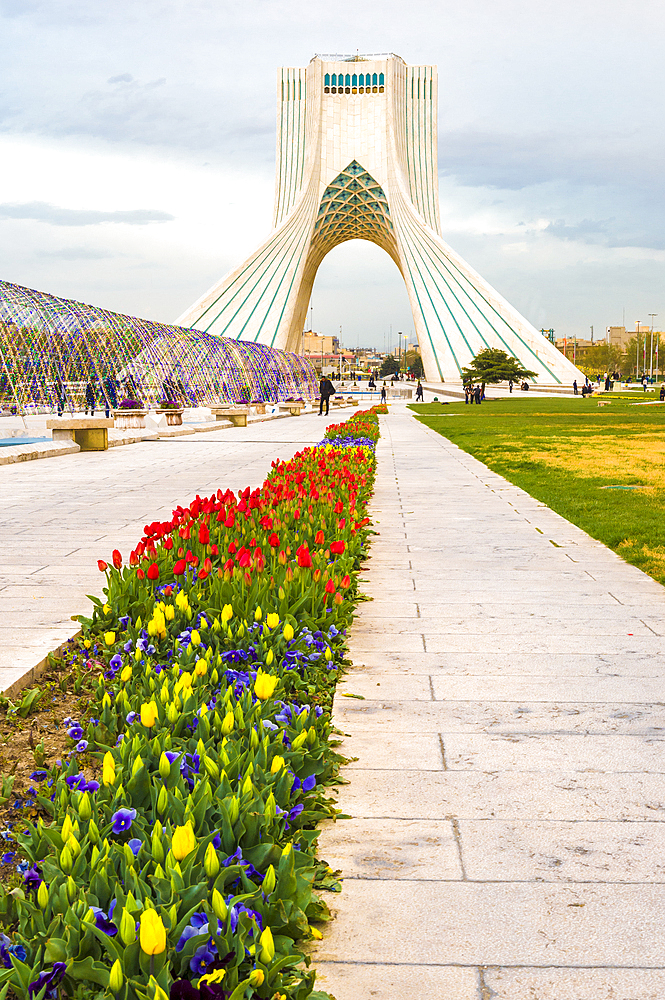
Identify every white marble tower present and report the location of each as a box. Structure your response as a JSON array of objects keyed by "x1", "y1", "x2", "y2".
[{"x1": 178, "y1": 53, "x2": 580, "y2": 385}]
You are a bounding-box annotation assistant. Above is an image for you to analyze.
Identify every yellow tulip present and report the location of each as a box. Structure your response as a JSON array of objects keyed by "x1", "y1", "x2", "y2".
[
  {"x1": 283, "y1": 623, "x2": 294, "y2": 641},
  {"x1": 171, "y1": 822, "x2": 196, "y2": 860},
  {"x1": 83, "y1": 639, "x2": 92, "y2": 649},
  {"x1": 120, "y1": 665, "x2": 132, "y2": 683},
  {"x1": 270, "y1": 755, "x2": 285, "y2": 774},
  {"x1": 221, "y1": 604, "x2": 233, "y2": 623},
  {"x1": 254, "y1": 671, "x2": 278, "y2": 701},
  {"x1": 104, "y1": 631, "x2": 116, "y2": 646},
  {"x1": 103, "y1": 604, "x2": 111, "y2": 615},
  {"x1": 221, "y1": 711, "x2": 235, "y2": 736},
  {"x1": 259, "y1": 926, "x2": 275, "y2": 963},
  {"x1": 254, "y1": 606, "x2": 262, "y2": 621},
  {"x1": 140, "y1": 702, "x2": 158, "y2": 728},
  {"x1": 102, "y1": 751, "x2": 116, "y2": 786},
  {"x1": 310, "y1": 926, "x2": 323, "y2": 940},
  {"x1": 265, "y1": 649, "x2": 274, "y2": 666},
  {"x1": 266, "y1": 613, "x2": 279, "y2": 629},
  {"x1": 195, "y1": 658, "x2": 208, "y2": 677},
  {"x1": 190, "y1": 629, "x2": 201, "y2": 646},
  {"x1": 248, "y1": 969, "x2": 264, "y2": 987},
  {"x1": 139, "y1": 909, "x2": 166, "y2": 955}
]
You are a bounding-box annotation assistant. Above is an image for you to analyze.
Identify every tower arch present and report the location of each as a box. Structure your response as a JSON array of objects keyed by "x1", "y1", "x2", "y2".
[{"x1": 178, "y1": 53, "x2": 581, "y2": 385}]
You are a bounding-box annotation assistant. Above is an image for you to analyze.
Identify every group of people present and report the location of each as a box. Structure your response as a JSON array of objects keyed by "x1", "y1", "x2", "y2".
[
  {"x1": 53, "y1": 375, "x2": 120, "y2": 418},
  {"x1": 464, "y1": 384, "x2": 485, "y2": 404}
]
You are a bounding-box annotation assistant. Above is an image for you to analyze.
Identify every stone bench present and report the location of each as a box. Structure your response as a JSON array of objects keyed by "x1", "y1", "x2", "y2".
[
  {"x1": 251, "y1": 402, "x2": 267, "y2": 415},
  {"x1": 209, "y1": 406, "x2": 249, "y2": 426},
  {"x1": 46, "y1": 417, "x2": 114, "y2": 451},
  {"x1": 278, "y1": 402, "x2": 304, "y2": 416}
]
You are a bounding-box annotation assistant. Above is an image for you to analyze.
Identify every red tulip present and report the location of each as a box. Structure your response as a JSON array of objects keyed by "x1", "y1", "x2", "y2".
[
  {"x1": 296, "y1": 544, "x2": 312, "y2": 568},
  {"x1": 334, "y1": 592, "x2": 343, "y2": 605},
  {"x1": 163, "y1": 585, "x2": 173, "y2": 597},
  {"x1": 129, "y1": 551, "x2": 139, "y2": 567},
  {"x1": 330, "y1": 541, "x2": 346, "y2": 555},
  {"x1": 147, "y1": 563, "x2": 159, "y2": 581},
  {"x1": 203, "y1": 557, "x2": 213, "y2": 574},
  {"x1": 173, "y1": 559, "x2": 186, "y2": 575},
  {"x1": 325, "y1": 578, "x2": 335, "y2": 593},
  {"x1": 334, "y1": 501, "x2": 344, "y2": 514},
  {"x1": 341, "y1": 574, "x2": 351, "y2": 589},
  {"x1": 268, "y1": 533, "x2": 280, "y2": 547},
  {"x1": 225, "y1": 514, "x2": 235, "y2": 528},
  {"x1": 315, "y1": 530, "x2": 325, "y2": 545},
  {"x1": 112, "y1": 549, "x2": 122, "y2": 569},
  {"x1": 137, "y1": 568, "x2": 145, "y2": 580},
  {"x1": 210, "y1": 544, "x2": 219, "y2": 555},
  {"x1": 198, "y1": 523, "x2": 210, "y2": 544},
  {"x1": 163, "y1": 537, "x2": 173, "y2": 550},
  {"x1": 228, "y1": 542, "x2": 237, "y2": 554},
  {"x1": 97, "y1": 560, "x2": 108, "y2": 572}
]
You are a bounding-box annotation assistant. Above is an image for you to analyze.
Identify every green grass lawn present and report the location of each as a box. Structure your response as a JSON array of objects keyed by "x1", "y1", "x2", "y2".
[{"x1": 409, "y1": 393, "x2": 665, "y2": 586}]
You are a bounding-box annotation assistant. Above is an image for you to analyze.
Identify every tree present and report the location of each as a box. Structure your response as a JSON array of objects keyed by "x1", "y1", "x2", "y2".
[
  {"x1": 574, "y1": 343, "x2": 623, "y2": 379},
  {"x1": 405, "y1": 350, "x2": 424, "y2": 378},
  {"x1": 460, "y1": 348, "x2": 536, "y2": 393},
  {"x1": 379, "y1": 354, "x2": 399, "y2": 378}
]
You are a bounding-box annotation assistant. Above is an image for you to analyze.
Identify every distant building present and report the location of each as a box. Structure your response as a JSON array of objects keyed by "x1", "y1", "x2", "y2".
[{"x1": 301, "y1": 330, "x2": 339, "y2": 355}]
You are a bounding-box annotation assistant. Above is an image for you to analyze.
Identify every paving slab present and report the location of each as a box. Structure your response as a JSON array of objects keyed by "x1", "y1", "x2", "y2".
[{"x1": 314, "y1": 408, "x2": 665, "y2": 995}]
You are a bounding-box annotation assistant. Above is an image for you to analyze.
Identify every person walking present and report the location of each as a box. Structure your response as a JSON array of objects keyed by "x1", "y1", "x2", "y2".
[
  {"x1": 54, "y1": 377, "x2": 66, "y2": 416},
  {"x1": 464, "y1": 385, "x2": 470, "y2": 404},
  {"x1": 508, "y1": 380, "x2": 513, "y2": 393},
  {"x1": 84, "y1": 381, "x2": 96, "y2": 415},
  {"x1": 660, "y1": 384, "x2": 665, "y2": 402},
  {"x1": 102, "y1": 374, "x2": 118, "y2": 418},
  {"x1": 380, "y1": 383, "x2": 387, "y2": 404},
  {"x1": 642, "y1": 374, "x2": 648, "y2": 391},
  {"x1": 573, "y1": 380, "x2": 578, "y2": 395},
  {"x1": 318, "y1": 374, "x2": 335, "y2": 415},
  {"x1": 415, "y1": 381, "x2": 424, "y2": 402}
]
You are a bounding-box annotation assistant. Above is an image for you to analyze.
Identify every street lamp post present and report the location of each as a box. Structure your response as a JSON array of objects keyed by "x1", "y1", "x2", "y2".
[
  {"x1": 398, "y1": 332, "x2": 403, "y2": 374},
  {"x1": 636, "y1": 321, "x2": 641, "y2": 379},
  {"x1": 649, "y1": 314, "x2": 657, "y2": 382}
]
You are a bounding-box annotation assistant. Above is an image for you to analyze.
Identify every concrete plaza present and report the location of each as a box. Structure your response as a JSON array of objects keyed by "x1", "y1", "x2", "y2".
[{"x1": 314, "y1": 408, "x2": 665, "y2": 999}]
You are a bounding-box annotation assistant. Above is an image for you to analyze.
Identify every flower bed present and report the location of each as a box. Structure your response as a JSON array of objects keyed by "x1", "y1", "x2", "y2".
[{"x1": 0, "y1": 410, "x2": 383, "y2": 1000}]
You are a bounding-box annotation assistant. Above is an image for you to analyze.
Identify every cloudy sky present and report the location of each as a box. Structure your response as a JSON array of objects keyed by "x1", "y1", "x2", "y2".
[{"x1": 1, "y1": 0, "x2": 664, "y2": 349}]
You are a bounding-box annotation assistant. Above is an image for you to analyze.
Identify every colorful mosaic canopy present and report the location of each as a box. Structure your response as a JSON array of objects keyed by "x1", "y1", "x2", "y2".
[{"x1": 0, "y1": 280, "x2": 317, "y2": 413}]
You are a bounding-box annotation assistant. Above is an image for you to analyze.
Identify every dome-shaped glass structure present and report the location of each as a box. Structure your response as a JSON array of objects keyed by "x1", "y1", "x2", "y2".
[{"x1": 0, "y1": 280, "x2": 318, "y2": 413}]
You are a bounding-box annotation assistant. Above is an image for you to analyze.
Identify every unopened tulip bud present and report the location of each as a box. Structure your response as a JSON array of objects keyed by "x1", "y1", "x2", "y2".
[
  {"x1": 37, "y1": 880, "x2": 49, "y2": 909},
  {"x1": 249, "y1": 969, "x2": 265, "y2": 987},
  {"x1": 78, "y1": 791, "x2": 92, "y2": 820},
  {"x1": 221, "y1": 711, "x2": 234, "y2": 736},
  {"x1": 131, "y1": 754, "x2": 144, "y2": 777},
  {"x1": 158, "y1": 753, "x2": 171, "y2": 779},
  {"x1": 88, "y1": 819, "x2": 100, "y2": 844},
  {"x1": 157, "y1": 785, "x2": 168, "y2": 814},
  {"x1": 262, "y1": 864, "x2": 276, "y2": 894},
  {"x1": 109, "y1": 959, "x2": 124, "y2": 993},
  {"x1": 283, "y1": 622, "x2": 294, "y2": 641},
  {"x1": 212, "y1": 888, "x2": 227, "y2": 920},
  {"x1": 264, "y1": 792, "x2": 276, "y2": 821},
  {"x1": 59, "y1": 844, "x2": 73, "y2": 873},
  {"x1": 119, "y1": 906, "x2": 136, "y2": 945},
  {"x1": 204, "y1": 842, "x2": 220, "y2": 878},
  {"x1": 228, "y1": 796, "x2": 240, "y2": 824},
  {"x1": 66, "y1": 876, "x2": 77, "y2": 904},
  {"x1": 152, "y1": 832, "x2": 165, "y2": 863}
]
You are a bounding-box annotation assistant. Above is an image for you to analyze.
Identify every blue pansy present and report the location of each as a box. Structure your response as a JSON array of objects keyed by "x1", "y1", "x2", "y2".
[{"x1": 111, "y1": 807, "x2": 137, "y2": 834}]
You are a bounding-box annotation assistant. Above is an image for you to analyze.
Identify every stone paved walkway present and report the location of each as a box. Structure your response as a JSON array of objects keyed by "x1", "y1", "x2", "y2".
[
  {"x1": 315, "y1": 408, "x2": 665, "y2": 1000},
  {"x1": 0, "y1": 414, "x2": 329, "y2": 693}
]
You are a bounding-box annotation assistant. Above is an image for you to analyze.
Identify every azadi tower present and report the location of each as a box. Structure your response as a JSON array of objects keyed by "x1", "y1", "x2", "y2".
[{"x1": 179, "y1": 53, "x2": 581, "y2": 385}]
